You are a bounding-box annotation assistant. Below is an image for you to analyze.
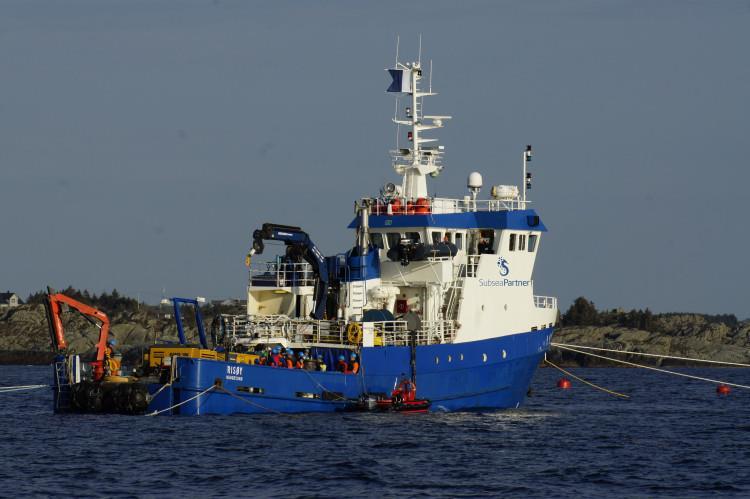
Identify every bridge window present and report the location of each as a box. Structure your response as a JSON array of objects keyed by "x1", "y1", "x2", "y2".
[
  {"x1": 509, "y1": 233, "x2": 517, "y2": 251},
  {"x1": 478, "y1": 230, "x2": 494, "y2": 254},
  {"x1": 431, "y1": 231, "x2": 442, "y2": 245},
  {"x1": 455, "y1": 233, "x2": 463, "y2": 250},
  {"x1": 386, "y1": 232, "x2": 401, "y2": 249},
  {"x1": 370, "y1": 233, "x2": 384, "y2": 249},
  {"x1": 519, "y1": 235, "x2": 527, "y2": 251},
  {"x1": 528, "y1": 234, "x2": 538, "y2": 252},
  {"x1": 405, "y1": 232, "x2": 421, "y2": 242}
]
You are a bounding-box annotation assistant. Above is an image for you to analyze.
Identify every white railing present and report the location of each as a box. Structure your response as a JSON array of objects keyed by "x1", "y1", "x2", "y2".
[
  {"x1": 534, "y1": 295, "x2": 558, "y2": 309},
  {"x1": 248, "y1": 262, "x2": 315, "y2": 288},
  {"x1": 221, "y1": 315, "x2": 346, "y2": 346},
  {"x1": 431, "y1": 197, "x2": 529, "y2": 214},
  {"x1": 368, "y1": 196, "x2": 530, "y2": 216},
  {"x1": 219, "y1": 315, "x2": 458, "y2": 348},
  {"x1": 373, "y1": 319, "x2": 457, "y2": 346}
]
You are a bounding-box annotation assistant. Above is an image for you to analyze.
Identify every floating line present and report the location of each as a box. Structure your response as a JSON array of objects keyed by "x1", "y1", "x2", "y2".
[
  {"x1": 0, "y1": 384, "x2": 48, "y2": 393},
  {"x1": 544, "y1": 356, "x2": 629, "y2": 399},
  {"x1": 146, "y1": 384, "x2": 216, "y2": 416},
  {"x1": 553, "y1": 344, "x2": 750, "y2": 390},
  {"x1": 551, "y1": 343, "x2": 750, "y2": 368}
]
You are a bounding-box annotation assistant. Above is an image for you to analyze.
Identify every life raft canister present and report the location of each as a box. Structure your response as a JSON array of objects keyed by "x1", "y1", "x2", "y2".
[
  {"x1": 415, "y1": 197, "x2": 431, "y2": 214},
  {"x1": 390, "y1": 198, "x2": 403, "y2": 215}
]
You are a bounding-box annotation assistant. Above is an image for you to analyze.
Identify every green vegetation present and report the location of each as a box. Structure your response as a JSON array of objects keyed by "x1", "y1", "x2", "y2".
[
  {"x1": 561, "y1": 296, "x2": 738, "y2": 331},
  {"x1": 26, "y1": 287, "x2": 140, "y2": 316}
]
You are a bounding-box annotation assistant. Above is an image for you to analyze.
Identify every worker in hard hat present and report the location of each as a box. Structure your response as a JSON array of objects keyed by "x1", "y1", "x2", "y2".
[
  {"x1": 337, "y1": 354, "x2": 348, "y2": 373},
  {"x1": 105, "y1": 338, "x2": 121, "y2": 376},
  {"x1": 349, "y1": 352, "x2": 360, "y2": 374}
]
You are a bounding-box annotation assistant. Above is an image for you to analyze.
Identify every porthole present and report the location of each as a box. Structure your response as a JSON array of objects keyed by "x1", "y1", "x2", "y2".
[
  {"x1": 448, "y1": 355, "x2": 452, "y2": 363},
  {"x1": 435, "y1": 356, "x2": 439, "y2": 365},
  {"x1": 460, "y1": 353, "x2": 464, "y2": 361},
  {"x1": 502, "y1": 349, "x2": 507, "y2": 359},
  {"x1": 482, "y1": 353, "x2": 487, "y2": 362}
]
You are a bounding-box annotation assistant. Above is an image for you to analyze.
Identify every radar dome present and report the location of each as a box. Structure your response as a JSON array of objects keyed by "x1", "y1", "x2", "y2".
[{"x1": 467, "y1": 172, "x2": 483, "y2": 190}]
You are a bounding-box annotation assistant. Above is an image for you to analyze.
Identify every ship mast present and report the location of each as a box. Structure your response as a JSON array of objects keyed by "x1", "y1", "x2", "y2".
[{"x1": 387, "y1": 48, "x2": 451, "y2": 200}]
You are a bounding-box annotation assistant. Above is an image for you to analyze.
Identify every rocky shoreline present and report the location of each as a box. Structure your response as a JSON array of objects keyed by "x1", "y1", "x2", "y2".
[
  {"x1": 547, "y1": 319, "x2": 750, "y2": 367},
  {"x1": 0, "y1": 304, "x2": 205, "y2": 365}
]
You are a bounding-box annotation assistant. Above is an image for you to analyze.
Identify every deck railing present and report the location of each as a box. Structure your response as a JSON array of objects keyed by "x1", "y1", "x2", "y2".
[
  {"x1": 218, "y1": 315, "x2": 458, "y2": 347},
  {"x1": 373, "y1": 320, "x2": 457, "y2": 346},
  {"x1": 248, "y1": 262, "x2": 315, "y2": 288},
  {"x1": 429, "y1": 197, "x2": 529, "y2": 214}
]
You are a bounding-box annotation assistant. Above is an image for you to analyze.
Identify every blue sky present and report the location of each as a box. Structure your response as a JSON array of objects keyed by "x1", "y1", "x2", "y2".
[{"x1": 1, "y1": 1, "x2": 748, "y2": 316}]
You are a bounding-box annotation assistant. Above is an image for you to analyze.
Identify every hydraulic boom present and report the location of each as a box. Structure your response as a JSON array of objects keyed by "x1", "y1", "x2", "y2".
[
  {"x1": 248, "y1": 223, "x2": 330, "y2": 320},
  {"x1": 44, "y1": 288, "x2": 111, "y2": 381}
]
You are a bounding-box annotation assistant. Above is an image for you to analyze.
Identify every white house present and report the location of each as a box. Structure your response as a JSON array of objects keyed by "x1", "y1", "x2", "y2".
[{"x1": 0, "y1": 292, "x2": 20, "y2": 309}]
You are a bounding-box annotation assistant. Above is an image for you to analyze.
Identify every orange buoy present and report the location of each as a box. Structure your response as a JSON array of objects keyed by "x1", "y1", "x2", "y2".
[
  {"x1": 716, "y1": 384, "x2": 731, "y2": 395},
  {"x1": 557, "y1": 378, "x2": 572, "y2": 389}
]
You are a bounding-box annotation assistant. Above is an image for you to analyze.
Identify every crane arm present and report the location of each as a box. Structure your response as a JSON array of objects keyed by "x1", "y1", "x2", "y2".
[
  {"x1": 45, "y1": 291, "x2": 111, "y2": 367},
  {"x1": 249, "y1": 223, "x2": 330, "y2": 319}
]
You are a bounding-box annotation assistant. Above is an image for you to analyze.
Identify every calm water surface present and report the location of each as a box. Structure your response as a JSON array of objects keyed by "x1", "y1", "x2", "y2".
[{"x1": 1, "y1": 365, "x2": 748, "y2": 497}]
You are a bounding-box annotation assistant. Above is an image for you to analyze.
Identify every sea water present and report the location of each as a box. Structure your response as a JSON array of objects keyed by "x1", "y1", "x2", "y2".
[{"x1": 1, "y1": 365, "x2": 748, "y2": 497}]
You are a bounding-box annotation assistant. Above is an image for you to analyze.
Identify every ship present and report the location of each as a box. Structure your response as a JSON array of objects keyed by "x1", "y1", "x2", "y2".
[{"x1": 50, "y1": 48, "x2": 557, "y2": 415}]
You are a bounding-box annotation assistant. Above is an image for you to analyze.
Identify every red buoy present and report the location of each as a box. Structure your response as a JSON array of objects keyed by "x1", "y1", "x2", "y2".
[
  {"x1": 557, "y1": 378, "x2": 572, "y2": 389},
  {"x1": 717, "y1": 384, "x2": 731, "y2": 396}
]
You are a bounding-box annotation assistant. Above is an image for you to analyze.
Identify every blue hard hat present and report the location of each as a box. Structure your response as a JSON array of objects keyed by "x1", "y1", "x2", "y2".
[
  {"x1": 107, "y1": 338, "x2": 116, "y2": 346},
  {"x1": 272, "y1": 346, "x2": 280, "y2": 354},
  {"x1": 350, "y1": 353, "x2": 357, "y2": 360},
  {"x1": 287, "y1": 349, "x2": 294, "y2": 356},
  {"x1": 338, "y1": 355, "x2": 345, "y2": 361}
]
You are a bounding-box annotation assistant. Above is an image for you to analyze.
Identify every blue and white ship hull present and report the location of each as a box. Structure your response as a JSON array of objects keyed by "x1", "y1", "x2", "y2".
[{"x1": 148, "y1": 327, "x2": 553, "y2": 415}]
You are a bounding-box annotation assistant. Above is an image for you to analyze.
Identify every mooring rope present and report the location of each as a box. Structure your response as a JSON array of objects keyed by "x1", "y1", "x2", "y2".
[
  {"x1": 553, "y1": 344, "x2": 750, "y2": 390},
  {"x1": 0, "y1": 384, "x2": 49, "y2": 393},
  {"x1": 148, "y1": 382, "x2": 172, "y2": 401},
  {"x1": 145, "y1": 384, "x2": 216, "y2": 416},
  {"x1": 300, "y1": 368, "x2": 348, "y2": 401},
  {"x1": 544, "y1": 356, "x2": 630, "y2": 399},
  {"x1": 551, "y1": 343, "x2": 750, "y2": 368}
]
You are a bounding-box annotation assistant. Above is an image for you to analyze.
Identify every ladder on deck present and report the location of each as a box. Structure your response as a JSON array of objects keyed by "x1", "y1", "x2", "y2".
[
  {"x1": 53, "y1": 360, "x2": 72, "y2": 412},
  {"x1": 347, "y1": 280, "x2": 368, "y2": 317},
  {"x1": 443, "y1": 264, "x2": 466, "y2": 320}
]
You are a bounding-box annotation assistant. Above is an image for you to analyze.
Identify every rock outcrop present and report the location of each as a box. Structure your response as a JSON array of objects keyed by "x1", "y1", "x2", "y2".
[
  {"x1": 0, "y1": 304, "x2": 207, "y2": 364},
  {"x1": 548, "y1": 314, "x2": 750, "y2": 367}
]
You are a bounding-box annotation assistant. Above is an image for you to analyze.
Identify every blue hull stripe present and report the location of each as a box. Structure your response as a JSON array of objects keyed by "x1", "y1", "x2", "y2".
[
  {"x1": 347, "y1": 209, "x2": 547, "y2": 231},
  {"x1": 148, "y1": 328, "x2": 553, "y2": 415}
]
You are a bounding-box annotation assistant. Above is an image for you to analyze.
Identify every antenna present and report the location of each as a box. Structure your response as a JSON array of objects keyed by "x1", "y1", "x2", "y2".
[
  {"x1": 418, "y1": 34, "x2": 422, "y2": 65},
  {"x1": 395, "y1": 98, "x2": 400, "y2": 149},
  {"x1": 429, "y1": 59, "x2": 433, "y2": 93},
  {"x1": 395, "y1": 35, "x2": 400, "y2": 65}
]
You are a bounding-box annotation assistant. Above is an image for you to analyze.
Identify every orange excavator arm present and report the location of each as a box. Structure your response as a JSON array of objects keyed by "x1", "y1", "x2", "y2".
[{"x1": 45, "y1": 290, "x2": 111, "y2": 378}]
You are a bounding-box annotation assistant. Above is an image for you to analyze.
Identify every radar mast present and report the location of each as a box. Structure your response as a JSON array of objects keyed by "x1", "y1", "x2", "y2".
[{"x1": 387, "y1": 42, "x2": 451, "y2": 199}]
